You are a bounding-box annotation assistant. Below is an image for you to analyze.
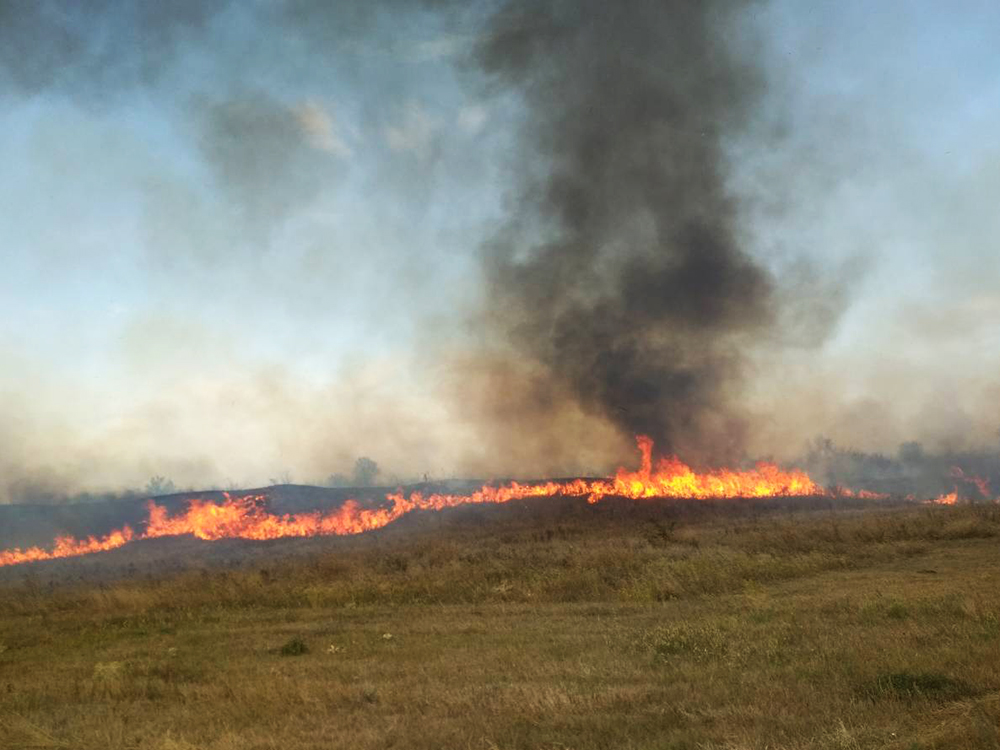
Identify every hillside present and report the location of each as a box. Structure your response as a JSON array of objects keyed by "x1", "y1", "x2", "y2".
[
  {"x1": 0, "y1": 481, "x2": 484, "y2": 583},
  {"x1": 2, "y1": 498, "x2": 1000, "y2": 748}
]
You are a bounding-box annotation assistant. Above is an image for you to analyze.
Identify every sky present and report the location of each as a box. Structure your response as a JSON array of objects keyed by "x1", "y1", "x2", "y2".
[{"x1": 1, "y1": 0, "x2": 999, "y2": 501}]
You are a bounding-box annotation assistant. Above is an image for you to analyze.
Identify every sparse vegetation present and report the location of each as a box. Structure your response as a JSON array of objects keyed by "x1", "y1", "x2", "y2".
[
  {"x1": 328, "y1": 456, "x2": 381, "y2": 488},
  {"x1": 279, "y1": 636, "x2": 309, "y2": 656},
  {"x1": 353, "y1": 457, "x2": 379, "y2": 486},
  {"x1": 144, "y1": 475, "x2": 176, "y2": 496},
  {"x1": 269, "y1": 471, "x2": 294, "y2": 486},
  {"x1": 326, "y1": 472, "x2": 351, "y2": 488},
  {"x1": 1, "y1": 500, "x2": 999, "y2": 748}
]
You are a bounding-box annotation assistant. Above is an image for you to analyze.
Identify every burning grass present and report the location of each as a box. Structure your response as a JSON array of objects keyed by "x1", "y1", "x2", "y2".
[
  {"x1": 0, "y1": 436, "x2": 885, "y2": 570},
  {"x1": 1, "y1": 501, "x2": 999, "y2": 749}
]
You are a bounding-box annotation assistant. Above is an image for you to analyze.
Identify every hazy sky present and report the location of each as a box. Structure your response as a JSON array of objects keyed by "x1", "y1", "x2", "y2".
[{"x1": 2, "y1": 1, "x2": 999, "y2": 501}]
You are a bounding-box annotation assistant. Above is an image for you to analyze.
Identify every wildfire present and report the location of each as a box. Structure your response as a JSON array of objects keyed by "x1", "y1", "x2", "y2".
[
  {"x1": 929, "y1": 489, "x2": 959, "y2": 506},
  {"x1": 0, "y1": 435, "x2": 940, "y2": 568},
  {"x1": 0, "y1": 527, "x2": 134, "y2": 568},
  {"x1": 950, "y1": 467, "x2": 992, "y2": 499}
]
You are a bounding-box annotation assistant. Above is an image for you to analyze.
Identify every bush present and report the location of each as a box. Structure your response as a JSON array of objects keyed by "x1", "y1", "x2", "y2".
[{"x1": 279, "y1": 637, "x2": 309, "y2": 656}]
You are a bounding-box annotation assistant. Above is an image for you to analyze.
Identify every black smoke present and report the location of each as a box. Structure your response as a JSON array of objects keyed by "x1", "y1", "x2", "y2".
[
  {"x1": 474, "y1": 0, "x2": 776, "y2": 464},
  {"x1": 801, "y1": 437, "x2": 1000, "y2": 501}
]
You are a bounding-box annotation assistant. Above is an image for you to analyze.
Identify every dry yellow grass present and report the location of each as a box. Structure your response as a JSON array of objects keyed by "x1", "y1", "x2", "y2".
[{"x1": 1, "y1": 501, "x2": 999, "y2": 749}]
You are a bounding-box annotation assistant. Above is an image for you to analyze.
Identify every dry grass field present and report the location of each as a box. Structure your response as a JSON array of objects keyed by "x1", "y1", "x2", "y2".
[{"x1": 2, "y1": 499, "x2": 999, "y2": 749}]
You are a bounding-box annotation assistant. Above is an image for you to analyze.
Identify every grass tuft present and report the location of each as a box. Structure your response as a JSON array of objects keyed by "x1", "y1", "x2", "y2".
[{"x1": 861, "y1": 671, "x2": 979, "y2": 703}]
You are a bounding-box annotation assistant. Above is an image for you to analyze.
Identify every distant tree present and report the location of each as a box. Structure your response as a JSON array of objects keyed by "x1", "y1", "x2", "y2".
[
  {"x1": 898, "y1": 442, "x2": 925, "y2": 463},
  {"x1": 326, "y1": 473, "x2": 351, "y2": 488},
  {"x1": 145, "y1": 475, "x2": 176, "y2": 496},
  {"x1": 269, "y1": 471, "x2": 293, "y2": 485},
  {"x1": 353, "y1": 457, "x2": 379, "y2": 487}
]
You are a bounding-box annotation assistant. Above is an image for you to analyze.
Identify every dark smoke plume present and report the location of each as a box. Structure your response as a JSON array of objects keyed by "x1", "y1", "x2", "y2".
[{"x1": 475, "y1": 0, "x2": 774, "y2": 463}]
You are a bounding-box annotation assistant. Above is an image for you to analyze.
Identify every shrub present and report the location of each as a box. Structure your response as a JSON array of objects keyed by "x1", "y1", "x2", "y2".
[{"x1": 279, "y1": 637, "x2": 309, "y2": 656}]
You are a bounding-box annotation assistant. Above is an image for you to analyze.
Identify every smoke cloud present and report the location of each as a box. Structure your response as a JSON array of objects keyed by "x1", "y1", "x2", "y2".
[
  {"x1": 196, "y1": 93, "x2": 341, "y2": 237},
  {"x1": 1, "y1": 0, "x2": 999, "y2": 502},
  {"x1": 0, "y1": 0, "x2": 228, "y2": 96},
  {"x1": 472, "y1": 0, "x2": 777, "y2": 463}
]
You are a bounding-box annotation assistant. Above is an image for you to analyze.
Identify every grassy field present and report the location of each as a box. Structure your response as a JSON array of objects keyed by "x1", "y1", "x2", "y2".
[{"x1": 1, "y1": 498, "x2": 1000, "y2": 749}]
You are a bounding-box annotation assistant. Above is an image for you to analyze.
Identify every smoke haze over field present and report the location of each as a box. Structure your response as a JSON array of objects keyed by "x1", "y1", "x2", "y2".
[{"x1": 2, "y1": 0, "x2": 1000, "y2": 502}]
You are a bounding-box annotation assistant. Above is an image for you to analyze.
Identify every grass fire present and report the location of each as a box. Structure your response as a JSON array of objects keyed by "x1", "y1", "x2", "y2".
[
  {"x1": 3, "y1": 480, "x2": 1000, "y2": 748},
  {"x1": 5, "y1": 435, "x2": 984, "y2": 570},
  {"x1": 1, "y1": 436, "x2": 830, "y2": 568},
  {"x1": 3, "y1": 0, "x2": 1000, "y2": 748}
]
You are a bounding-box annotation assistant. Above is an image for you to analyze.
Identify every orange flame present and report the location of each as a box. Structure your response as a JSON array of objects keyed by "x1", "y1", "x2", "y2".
[
  {"x1": 950, "y1": 467, "x2": 992, "y2": 499},
  {"x1": 0, "y1": 436, "x2": 924, "y2": 568},
  {"x1": 929, "y1": 489, "x2": 958, "y2": 505},
  {"x1": 0, "y1": 527, "x2": 134, "y2": 568}
]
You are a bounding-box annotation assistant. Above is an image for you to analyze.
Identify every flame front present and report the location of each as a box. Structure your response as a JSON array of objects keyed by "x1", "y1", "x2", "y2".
[
  {"x1": 930, "y1": 489, "x2": 959, "y2": 505},
  {"x1": 0, "y1": 527, "x2": 134, "y2": 568},
  {"x1": 951, "y1": 467, "x2": 992, "y2": 499},
  {"x1": 0, "y1": 436, "x2": 925, "y2": 568}
]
